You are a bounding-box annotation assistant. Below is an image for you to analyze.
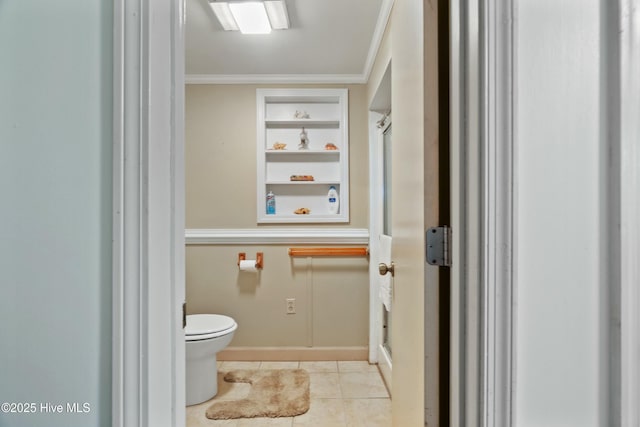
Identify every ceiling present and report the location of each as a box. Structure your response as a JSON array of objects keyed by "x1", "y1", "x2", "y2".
[{"x1": 185, "y1": 0, "x2": 391, "y2": 84}]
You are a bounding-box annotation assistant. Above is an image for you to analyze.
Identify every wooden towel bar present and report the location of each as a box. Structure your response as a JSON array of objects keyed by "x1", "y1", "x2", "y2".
[{"x1": 287, "y1": 247, "x2": 369, "y2": 257}]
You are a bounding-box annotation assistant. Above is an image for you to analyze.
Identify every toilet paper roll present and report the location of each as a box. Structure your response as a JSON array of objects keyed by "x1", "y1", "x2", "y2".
[{"x1": 239, "y1": 259, "x2": 258, "y2": 272}]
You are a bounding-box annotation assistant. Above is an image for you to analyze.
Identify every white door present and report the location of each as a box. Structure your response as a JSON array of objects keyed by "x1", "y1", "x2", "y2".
[
  {"x1": 375, "y1": 121, "x2": 394, "y2": 389},
  {"x1": 388, "y1": 0, "x2": 445, "y2": 425}
]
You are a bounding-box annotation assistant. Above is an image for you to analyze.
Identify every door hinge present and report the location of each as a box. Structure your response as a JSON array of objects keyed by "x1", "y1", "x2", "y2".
[
  {"x1": 182, "y1": 302, "x2": 187, "y2": 329},
  {"x1": 426, "y1": 226, "x2": 452, "y2": 267}
]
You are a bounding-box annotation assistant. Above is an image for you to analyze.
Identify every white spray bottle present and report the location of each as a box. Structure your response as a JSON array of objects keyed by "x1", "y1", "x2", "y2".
[{"x1": 327, "y1": 186, "x2": 339, "y2": 214}]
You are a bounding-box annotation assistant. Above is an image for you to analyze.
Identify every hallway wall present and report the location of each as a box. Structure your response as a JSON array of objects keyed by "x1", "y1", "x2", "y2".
[{"x1": 0, "y1": 2, "x2": 113, "y2": 426}]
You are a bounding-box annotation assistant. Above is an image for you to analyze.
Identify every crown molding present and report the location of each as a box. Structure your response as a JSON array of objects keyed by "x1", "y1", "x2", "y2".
[
  {"x1": 185, "y1": 0, "x2": 394, "y2": 86},
  {"x1": 362, "y1": 0, "x2": 394, "y2": 83}
]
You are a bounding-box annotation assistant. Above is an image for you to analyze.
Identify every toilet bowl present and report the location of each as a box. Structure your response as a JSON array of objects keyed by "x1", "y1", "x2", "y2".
[{"x1": 185, "y1": 314, "x2": 237, "y2": 406}]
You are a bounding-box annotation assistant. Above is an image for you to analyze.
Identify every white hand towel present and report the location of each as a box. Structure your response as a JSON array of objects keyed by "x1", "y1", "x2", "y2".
[{"x1": 379, "y1": 235, "x2": 392, "y2": 312}]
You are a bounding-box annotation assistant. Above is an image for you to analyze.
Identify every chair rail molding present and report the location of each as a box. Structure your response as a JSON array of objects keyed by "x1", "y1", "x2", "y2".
[{"x1": 185, "y1": 228, "x2": 369, "y2": 245}]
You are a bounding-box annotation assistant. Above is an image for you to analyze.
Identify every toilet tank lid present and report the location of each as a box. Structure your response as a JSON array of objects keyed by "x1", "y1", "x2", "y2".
[{"x1": 185, "y1": 314, "x2": 237, "y2": 336}]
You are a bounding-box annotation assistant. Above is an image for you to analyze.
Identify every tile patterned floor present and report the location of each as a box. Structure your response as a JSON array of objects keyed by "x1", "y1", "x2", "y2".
[{"x1": 186, "y1": 360, "x2": 391, "y2": 427}]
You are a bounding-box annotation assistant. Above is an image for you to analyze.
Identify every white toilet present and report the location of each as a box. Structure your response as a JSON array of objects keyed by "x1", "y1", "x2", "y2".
[{"x1": 185, "y1": 314, "x2": 238, "y2": 406}]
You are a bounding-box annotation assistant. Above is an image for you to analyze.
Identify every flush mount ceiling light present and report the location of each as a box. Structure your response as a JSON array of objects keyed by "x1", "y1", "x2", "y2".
[{"x1": 209, "y1": 0, "x2": 290, "y2": 34}]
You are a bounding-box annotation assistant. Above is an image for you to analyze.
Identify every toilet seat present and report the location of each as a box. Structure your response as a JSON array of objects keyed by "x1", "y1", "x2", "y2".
[{"x1": 186, "y1": 314, "x2": 237, "y2": 341}]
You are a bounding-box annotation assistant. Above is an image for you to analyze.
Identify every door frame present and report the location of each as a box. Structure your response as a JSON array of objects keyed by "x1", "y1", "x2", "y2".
[
  {"x1": 450, "y1": 0, "x2": 640, "y2": 425},
  {"x1": 112, "y1": 0, "x2": 186, "y2": 426},
  {"x1": 112, "y1": 0, "x2": 640, "y2": 425},
  {"x1": 616, "y1": 0, "x2": 640, "y2": 423},
  {"x1": 450, "y1": 0, "x2": 517, "y2": 425}
]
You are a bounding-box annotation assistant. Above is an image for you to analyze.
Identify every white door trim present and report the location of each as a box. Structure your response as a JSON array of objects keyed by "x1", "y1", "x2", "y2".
[
  {"x1": 479, "y1": 1, "x2": 516, "y2": 426},
  {"x1": 618, "y1": 0, "x2": 640, "y2": 424},
  {"x1": 450, "y1": 0, "x2": 492, "y2": 424},
  {"x1": 112, "y1": 0, "x2": 186, "y2": 426}
]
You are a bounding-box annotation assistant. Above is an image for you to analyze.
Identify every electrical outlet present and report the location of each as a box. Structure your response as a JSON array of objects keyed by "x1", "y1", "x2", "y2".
[{"x1": 286, "y1": 298, "x2": 296, "y2": 314}]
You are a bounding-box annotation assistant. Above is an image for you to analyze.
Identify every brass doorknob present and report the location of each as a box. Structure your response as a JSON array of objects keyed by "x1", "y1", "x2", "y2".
[{"x1": 378, "y1": 262, "x2": 395, "y2": 277}]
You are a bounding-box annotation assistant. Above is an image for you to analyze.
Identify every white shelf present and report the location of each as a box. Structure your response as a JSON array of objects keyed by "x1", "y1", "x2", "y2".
[
  {"x1": 265, "y1": 120, "x2": 340, "y2": 128},
  {"x1": 259, "y1": 214, "x2": 345, "y2": 224},
  {"x1": 266, "y1": 181, "x2": 341, "y2": 185},
  {"x1": 257, "y1": 88, "x2": 349, "y2": 224}
]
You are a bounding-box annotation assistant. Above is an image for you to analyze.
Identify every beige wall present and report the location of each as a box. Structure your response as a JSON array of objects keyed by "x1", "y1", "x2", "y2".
[
  {"x1": 186, "y1": 84, "x2": 369, "y2": 229},
  {"x1": 186, "y1": 245, "x2": 369, "y2": 347},
  {"x1": 185, "y1": 84, "x2": 370, "y2": 353}
]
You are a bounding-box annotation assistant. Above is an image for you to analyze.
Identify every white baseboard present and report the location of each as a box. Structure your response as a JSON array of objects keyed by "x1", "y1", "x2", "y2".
[{"x1": 218, "y1": 346, "x2": 369, "y2": 361}]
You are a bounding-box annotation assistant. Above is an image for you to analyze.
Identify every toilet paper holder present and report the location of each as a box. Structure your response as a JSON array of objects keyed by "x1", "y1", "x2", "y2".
[{"x1": 238, "y1": 252, "x2": 263, "y2": 269}]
